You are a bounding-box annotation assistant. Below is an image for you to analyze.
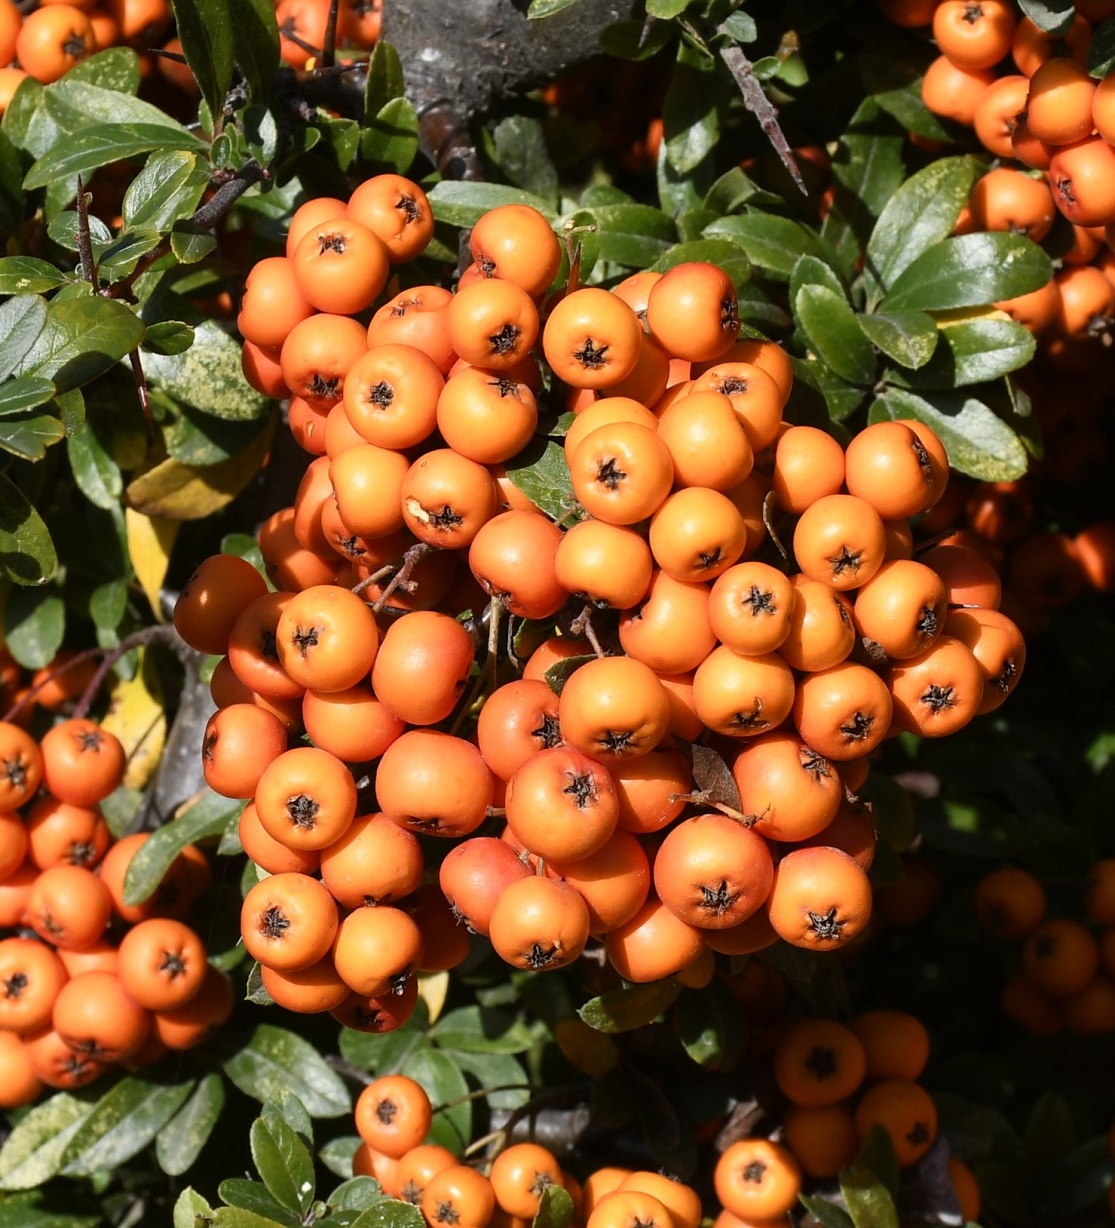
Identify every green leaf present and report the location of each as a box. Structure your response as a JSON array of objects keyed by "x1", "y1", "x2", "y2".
[
  {"x1": 527, "y1": 0, "x2": 582, "y2": 17},
  {"x1": 1088, "y1": 16, "x2": 1115, "y2": 76},
  {"x1": 169, "y1": 223, "x2": 218, "y2": 264},
  {"x1": 0, "y1": 1191, "x2": 101, "y2": 1228},
  {"x1": 450, "y1": 1050, "x2": 530, "y2": 1111},
  {"x1": 43, "y1": 78, "x2": 185, "y2": 131},
  {"x1": 169, "y1": 0, "x2": 232, "y2": 123},
  {"x1": 364, "y1": 40, "x2": 405, "y2": 120},
  {"x1": 174, "y1": 1189, "x2": 216, "y2": 1228},
  {"x1": 1019, "y1": 0, "x2": 1076, "y2": 34},
  {"x1": 214, "y1": 1202, "x2": 301, "y2": 1228},
  {"x1": 156, "y1": 1072, "x2": 225, "y2": 1177},
  {"x1": 580, "y1": 203, "x2": 677, "y2": 268},
  {"x1": 0, "y1": 129, "x2": 25, "y2": 239},
  {"x1": 797, "y1": 1195, "x2": 854, "y2": 1228},
  {"x1": 647, "y1": 0, "x2": 690, "y2": 15},
  {"x1": 401, "y1": 1048, "x2": 471, "y2": 1153},
  {"x1": 0, "y1": 297, "x2": 47, "y2": 382},
  {"x1": 97, "y1": 228, "x2": 164, "y2": 278},
  {"x1": 15, "y1": 296, "x2": 144, "y2": 394},
  {"x1": 870, "y1": 386, "x2": 1028, "y2": 481},
  {"x1": 675, "y1": 981, "x2": 744, "y2": 1071},
  {"x1": 361, "y1": 97, "x2": 420, "y2": 177},
  {"x1": 0, "y1": 376, "x2": 56, "y2": 418},
  {"x1": 797, "y1": 357, "x2": 865, "y2": 422},
  {"x1": 505, "y1": 438, "x2": 580, "y2": 523},
  {"x1": 854, "y1": 1126, "x2": 899, "y2": 1198},
  {"x1": 705, "y1": 212, "x2": 834, "y2": 281},
  {"x1": 230, "y1": 0, "x2": 280, "y2": 107},
  {"x1": 428, "y1": 1005, "x2": 535, "y2": 1054},
  {"x1": 46, "y1": 210, "x2": 112, "y2": 255},
  {"x1": 789, "y1": 253, "x2": 845, "y2": 306},
  {"x1": 543, "y1": 655, "x2": 596, "y2": 696},
  {"x1": 0, "y1": 411, "x2": 67, "y2": 461},
  {"x1": 0, "y1": 1094, "x2": 93, "y2": 1191},
  {"x1": 67, "y1": 419, "x2": 122, "y2": 509},
  {"x1": 328, "y1": 1177, "x2": 384, "y2": 1211},
  {"x1": 429, "y1": 181, "x2": 557, "y2": 228},
  {"x1": 218, "y1": 1179, "x2": 302, "y2": 1227},
  {"x1": 652, "y1": 239, "x2": 750, "y2": 288},
  {"x1": 864, "y1": 156, "x2": 982, "y2": 306},
  {"x1": 0, "y1": 259, "x2": 68, "y2": 296},
  {"x1": 889, "y1": 316, "x2": 1036, "y2": 388},
  {"x1": 143, "y1": 321, "x2": 196, "y2": 357},
  {"x1": 65, "y1": 46, "x2": 141, "y2": 93},
  {"x1": 840, "y1": 1163, "x2": 900, "y2": 1228},
  {"x1": 24, "y1": 124, "x2": 204, "y2": 191},
  {"x1": 884, "y1": 232, "x2": 1053, "y2": 313},
  {"x1": 598, "y1": 18, "x2": 674, "y2": 60},
  {"x1": 485, "y1": 115, "x2": 559, "y2": 205},
  {"x1": 663, "y1": 45, "x2": 719, "y2": 176},
  {"x1": 122, "y1": 150, "x2": 208, "y2": 231},
  {"x1": 319, "y1": 1136, "x2": 361, "y2": 1180},
  {"x1": 350, "y1": 1202, "x2": 426, "y2": 1228},
  {"x1": 250, "y1": 1116, "x2": 315, "y2": 1213},
  {"x1": 721, "y1": 12, "x2": 757, "y2": 41},
  {"x1": 60, "y1": 1076, "x2": 197, "y2": 1177},
  {"x1": 0, "y1": 469, "x2": 58, "y2": 584},
  {"x1": 223, "y1": 1025, "x2": 351, "y2": 1118},
  {"x1": 143, "y1": 318, "x2": 270, "y2": 420},
  {"x1": 533, "y1": 1185, "x2": 576, "y2": 1228},
  {"x1": 823, "y1": 100, "x2": 906, "y2": 271},
  {"x1": 578, "y1": 980, "x2": 683, "y2": 1033},
  {"x1": 857, "y1": 311, "x2": 938, "y2": 370},
  {"x1": 795, "y1": 284, "x2": 876, "y2": 386},
  {"x1": 123, "y1": 790, "x2": 241, "y2": 906},
  {"x1": 163, "y1": 403, "x2": 266, "y2": 466},
  {"x1": 4, "y1": 585, "x2": 64, "y2": 668},
  {"x1": 2, "y1": 76, "x2": 43, "y2": 149}
]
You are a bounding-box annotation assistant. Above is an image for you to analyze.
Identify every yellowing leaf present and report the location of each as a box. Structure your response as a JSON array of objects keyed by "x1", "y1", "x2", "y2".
[
  {"x1": 932, "y1": 305, "x2": 1012, "y2": 328},
  {"x1": 125, "y1": 508, "x2": 178, "y2": 622},
  {"x1": 124, "y1": 415, "x2": 274, "y2": 520},
  {"x1": 417, "y1": 970, "x2": 449, "y2": 1024},
  {"x1": 102, "y1": 647, "x2": 167, "y2": 790}
]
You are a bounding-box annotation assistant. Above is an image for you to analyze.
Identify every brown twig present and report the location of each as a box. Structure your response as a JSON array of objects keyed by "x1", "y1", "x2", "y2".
[
  {"x1": 321, "y1": 0, "x2": 341, "y2": 69},
  {"x1": 74, "y1": 176, "x2": 99, "y2": 291},
  {"x1": 72, "y1": 624, "x2": 184, "y2": 722},
  {"x1": 370, "y1": 542, "x2": 433, "y2": 612}
]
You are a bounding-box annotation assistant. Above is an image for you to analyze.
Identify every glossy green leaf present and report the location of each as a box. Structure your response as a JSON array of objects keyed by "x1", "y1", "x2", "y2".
[
  {"x1": 795, "y1": 284, "x2": 876, "y2": 386},
  {"x1": 169, "y1": 224, "x2": 218, "y2": 264},
  {"x1": 1088, "y1": 16, "x2": 1115, "y2": 75},
  {"x1": 0, "y1": 1191, "x2": 101, "y2": 1228},
  {"x1": 96, "y1": 229, "x2": 164, "y2": 278},
  {"x1": 350, "y1": 1202, "x2": 426, "y2": 1228},
  {"x1": 169, "y1": 0, "x2": 232, "y2": 123},
  {"x1": 218, "y1": 1178, "x2": 302, "y2": 1226},
  {"x1": 664, "y1": 46, "x2": 718, "y2": 176},
  {"x1": 429, "y1": 181, "x2": 557, "y2": 228},
  {"x1": 142, "y1": 321, "x2": 195, "y2": 356},
  {"x1": 122, "y1": 151, "x2": 208, "y2": 231},
  {"x1": 174, "y1": 1189, "x2": 216, "y2": 1228},
  {"x1": 884, "y1": 232, "x2": 1053, "y2": 313},
  {"x1": 364, "y1": 39, "x2": 405, "y2": 119},
  {"x1": 798, "y1": 1194, "x2": 855, "y2": 1228},
  {"x1": 223, "y1": 1025, "x2": 351, "y2": 1118},
  {"x1": 328, "y1": 1177, "x2": 384, "y2": 1211},
  {"x1": 890, "y1": 316, "x2": 1036, "y2": 388},
  {"x1": 505, "y1": 438, "x2": 581, "y2": 523},
  {"x1": 647, "y1": 0, "x2": 690, "y2": 15},
  {"x1": 543, "y1": 654, "x2": 596, "y2": 695},
  {"x1": 319, "y1": 1136, "x2": 362, "y2": 1180},
  {"x1": 840, "y1": 1163, "x2": 900, "y2": 1228},
  {"x1": 24, "y1": 125, "x2": 203, "y2": 191},
  {"x1": 705, "y1": 212, "x2": 834, "y2": 281},
  {"x1": 361, "y1": 97, "x2": 420, "y2": 176},
  {"x1": 143, "y1": 319, "x2": 269, "y2": 420},
  {"x1": 485, "y1": 115, "x2": 559, "y2": 205},
  {"x1": 533, "y1": 1185, "x2": 576, "y2": 1228},
  {"x1": 67, "y1": 419, "x2": 122, "y2": 510},
  {"x1": 789, "y1": 253, "x2": 845, "y2": 307},
  {"x1": 675, "y1": 980, "x2": 745, "y2": 1070},
  {"x1": 4, "y1": 585, "x2": 64, "y2": 668},
  {"x1": 156, "y1": 1072, "x2": 225, "y2": 1177},
  {"x1": 0, "y1": 296, "x2": 47, "y2": 382},
  {"x1": 652, "y1": 239, "x2": 750, "y2": 287},
  {"x1": 401, "y1": 1047, "x2": 471, "y2": 1153},
  {"x1": 429, "y1": 1006, "x2": 535, "y2": 1054},
  {"x1": 2, "y1": 76, "x2": 43, "y2": 148},
  {"x1": 0, "y1": 376, "x2": 55, "y2": 418},
  {"x1": 1019, "y1": 0, "x2": 1075, "y2": 33},
  {"x1": 123, "y1": 790, "x2": 242, "y2": 906},
  {"x1": 854, "y1": 1126, "x2": 899, "y2": 1198},
  {"x1": 231, "y1": 0, "x2": 280, "y2": 107},
  {"x1": 43, "y1": 79, "x2": 192, "y2": 132},
  {"x1": 15, "y1": 296, "x2": 144, "y2": 393},
  {"x1": 0, "y1": 1094, "x2": 92, "y2": 1191},
  {"x1": 250, "y1": 1115, "x2": 314, "y2": 1213},
  {"x1": 864, "y1": 156, "x2": 981, "y2": 306},
  {"x1": 0, "y1": 259, "x2": 68, "y2": 296},
  {"x1": 163, "y1": 403, "x2": 266, "y2": 466},
  {"x1": 857, "y1": 311, "x2": 938, "y2": 370},
  {"x1": 59, "y1": 1076, "x2": 197, "y2": 1177},
  {"x1": 579, "y1": 980, "x2": 683, "y2": 1033},
  {"x1": 721, "y1": 11, "x2": 757, "y2": 41},
  {"x1": 0, "y1": 412, "x2": 67, "y2": 461},
  {"x1": 66, "y1": 46, "x2": 141, "y2": 93},
  {"x1": 870, "y1": 386, "x2": 1028, "y2": 481},
  {"x1": 0, "y1": 128, "x2": 24, "y2": 239},
  {"x1": 823, "y1": 99, "x2": 906, "y2": 270},
  {"x1": 580, "y1": 203, "x2": 677, "y2": 267},
  {"x1": 450, "y1": 1050, "x2": 530, "y2": 1111},
  {"x1": 45, "y1": 210, "x2": 112, "y2": 256},
  {"x1": 799, "y1": 357, "x2": 865, "y2": 422},
  {"x1": 213, "y1": 1199, "x2": 301, "y2": 1228}
]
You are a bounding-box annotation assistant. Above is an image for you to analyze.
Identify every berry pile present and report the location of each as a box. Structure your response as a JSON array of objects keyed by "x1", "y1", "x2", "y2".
[
  {"x1": 175, "y1": 171, "x2": 1031, "y2": 1033},
  {"x1": 0, "y1": 714, "x2": 226, "y2": 1107}
]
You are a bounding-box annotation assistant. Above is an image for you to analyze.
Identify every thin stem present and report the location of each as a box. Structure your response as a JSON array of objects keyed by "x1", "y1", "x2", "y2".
[
  {"x1": 371, "y1": 542, "x2": 433, "y2": 613},
  {"x1": 2, "y1": 645, "x2": 103, "y2": 724},
  {"x1": 718, "y1": 39, "x2": 806, "y2": 196},
  {"x1": 74, "y1": 176, "x2": 99, "y2": 291},
  {"x1": 72, "y1": 625, "x2": 182, "y2": 721},
  {"x1": 568, "y1": 604, "x2": 606, "y2": 658},
  {"x1": 351, "y1": 561, "x2": 398, "y2": 597},
  {"x1": 129, "y1": 349, "x2": 153, "y2": 434},
  {"x1": 449, "y1": 596, "x2": 501, "y2": 736},
  {"x1": 321, "y1": 0, "x2": 341, "y2": 69}
]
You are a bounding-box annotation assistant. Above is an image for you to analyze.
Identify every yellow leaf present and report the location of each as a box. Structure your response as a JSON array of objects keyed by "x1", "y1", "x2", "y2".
[
  {"x1": 124, "y1": 415, "x2": 275, "y2": 520},
  {"x1": 933, "y1": 306, "x2": 1012, "y2": 328},
  {"x1": 417, "y1": 970, "x2": 450, "y2": 1024},
  {"x1": 102, "y1": 647, "x2": 167, "y2": 791},
  {"x1": 125, "y1": 508, "x2": 178, "y2": 623}
]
